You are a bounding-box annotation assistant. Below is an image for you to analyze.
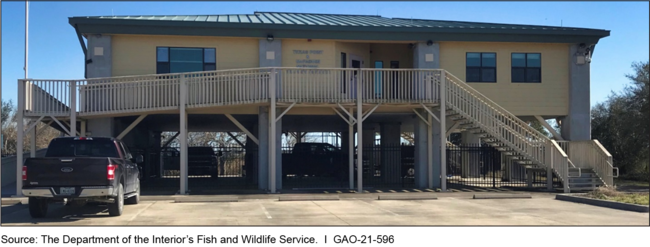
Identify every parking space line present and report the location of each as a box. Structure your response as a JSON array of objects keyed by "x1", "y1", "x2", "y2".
[
  {"x1": 129, "y1": 201, "x2": 156, "y2": 222},
  {"x1": 259, "y1": 204, "x2": 272, "y2": 219},
  {"x1": 356, "y1": 199, "x2": 399, "y2": 216}
]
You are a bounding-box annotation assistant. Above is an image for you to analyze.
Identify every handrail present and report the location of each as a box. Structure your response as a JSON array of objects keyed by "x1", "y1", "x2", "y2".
[{"x1": 444, "y1": 72, "x2": 550, "y2": 143}]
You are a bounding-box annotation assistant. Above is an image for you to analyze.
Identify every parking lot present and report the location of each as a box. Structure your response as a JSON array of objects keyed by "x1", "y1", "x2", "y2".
[{"x1": 2, "y1": 193, "x2": 648, "y2": 225}]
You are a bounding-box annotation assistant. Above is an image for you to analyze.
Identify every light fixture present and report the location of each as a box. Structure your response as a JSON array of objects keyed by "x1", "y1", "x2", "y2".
[
  {"x1": 266, "y1": 35, "x2": 274, "y2": 42},
  {"x1": 426, "y1": 40, "x2": 433, "y2": 46}
]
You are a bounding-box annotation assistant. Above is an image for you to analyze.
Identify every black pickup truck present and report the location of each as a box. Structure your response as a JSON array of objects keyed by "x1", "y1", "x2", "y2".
[{"x1": 22, "y1": 137, "x2": 143, "y2": 218}]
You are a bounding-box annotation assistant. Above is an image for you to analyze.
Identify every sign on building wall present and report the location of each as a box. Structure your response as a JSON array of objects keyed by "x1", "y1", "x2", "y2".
[{"x1": 293, "y1": 49, "x2": 323, "y2": 68}]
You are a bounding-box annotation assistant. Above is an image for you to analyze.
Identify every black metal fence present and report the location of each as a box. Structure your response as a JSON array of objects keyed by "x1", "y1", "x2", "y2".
[
  {"x1": 136, "y1": 145, "x2": 258, "y2": 193},
  {"x1": 281, "y1": 144, "x2": 415, "y2": 189},
  {"x1": 446, "y1": 143, "x2": 561, "y2": 190}
]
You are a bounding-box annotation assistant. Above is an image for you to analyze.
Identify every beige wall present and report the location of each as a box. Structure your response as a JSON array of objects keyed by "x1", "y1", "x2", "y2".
[
  {"x1": 439, "y1": 42, "x2": 570, "y2": 116},
  {"x1": 281, "y1": 39, "x2": 336, "y2": 68},
  {"x1": 111, "y1": 35, "x2": 259, "y2": 76},
  {"x1": 369, "y1": 43, "x2": 413, "y2": 68},
  {"x1": 335, "y1": 42, "x2": 370, "y2": 68}
]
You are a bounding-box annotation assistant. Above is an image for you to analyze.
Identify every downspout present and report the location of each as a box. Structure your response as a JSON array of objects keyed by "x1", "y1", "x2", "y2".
[{"x1": 73, "y1": 24, "x2": 88, "y2": 78}]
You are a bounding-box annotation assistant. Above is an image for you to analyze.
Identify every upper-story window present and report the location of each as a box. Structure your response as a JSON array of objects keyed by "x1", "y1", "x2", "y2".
[
  {"x1": 466, "y1": 52, "x2": 496, "y2": 82},
  {"x1": 156, "y1": 47, "x2": 216, "y2": 74},
  {"x1": 511, "y1": 53, "x2": 541, "y2": 83}
]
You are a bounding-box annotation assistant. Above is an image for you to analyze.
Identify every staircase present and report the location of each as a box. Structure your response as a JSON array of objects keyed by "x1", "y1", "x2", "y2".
[
  {"x1": 568, "y1": 168, "x2": 605, "y2": 191},
  {"x1": 17, "y1": 67, "x2": 615, "y2": 193},
  {"x1": 439, "y1": 71, "x2": 614, "y2": 193}
]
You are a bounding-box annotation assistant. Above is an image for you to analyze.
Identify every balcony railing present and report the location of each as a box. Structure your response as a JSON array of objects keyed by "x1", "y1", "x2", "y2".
[{"x1": 19, "y1": 68, "x2": 444, "y2": 117}]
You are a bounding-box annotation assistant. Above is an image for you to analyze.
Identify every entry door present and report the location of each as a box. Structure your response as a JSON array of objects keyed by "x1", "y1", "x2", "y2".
[{"x1": 374, "y1": 61, "x2": 383, "y2": 98}]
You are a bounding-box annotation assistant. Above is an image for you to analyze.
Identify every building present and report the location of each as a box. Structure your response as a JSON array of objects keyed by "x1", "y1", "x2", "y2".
[{"x1": 14, "y1": 12, "x2": 615, "y2": 195}]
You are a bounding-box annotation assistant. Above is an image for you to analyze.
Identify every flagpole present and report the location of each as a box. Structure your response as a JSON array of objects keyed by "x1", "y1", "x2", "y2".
[{"x1": 25, "y1": 1, "x2": 28, "y2": 79}]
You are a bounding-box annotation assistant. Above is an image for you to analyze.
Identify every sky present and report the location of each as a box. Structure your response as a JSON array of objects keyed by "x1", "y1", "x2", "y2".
[{"x1": 1, "y1": 1, "x2": 649, "y2": 107}]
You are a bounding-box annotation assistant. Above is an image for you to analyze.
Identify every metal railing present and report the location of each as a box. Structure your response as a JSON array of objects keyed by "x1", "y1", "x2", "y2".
[
  {"x1": 548, "y1": 140, "x2": 570, "y2": 192},
  {"x1": 18, "y1": 67, "x2": 611, "y2": 191},
  {"x1": 558, "y1": 140, "x2": 615, "y2": 187},
  {"x1": 443, "y1": 71, "x2": 551, "y2": 167}
]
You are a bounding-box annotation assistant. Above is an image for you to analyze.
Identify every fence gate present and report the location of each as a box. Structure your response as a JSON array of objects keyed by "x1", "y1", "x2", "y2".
[{"x1": 446, "y1": 143, "x2": 561, "y2": 190}]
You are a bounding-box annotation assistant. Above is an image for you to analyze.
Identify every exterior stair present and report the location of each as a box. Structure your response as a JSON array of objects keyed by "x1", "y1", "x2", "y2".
[{"x1": 567, "y1": 168, "x2": 605, "y2": 191}]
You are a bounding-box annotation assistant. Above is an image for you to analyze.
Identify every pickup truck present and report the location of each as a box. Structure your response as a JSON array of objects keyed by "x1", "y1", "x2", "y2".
[
  {"x1": 160, "y1": 147, "x2": 219, "y2": 177},
  {"x1": 282, "y1": 143, "x2": 371, "y2": 178},
  {"x1": 21, "y1": 137, "x2": 143, "y2": 218}
]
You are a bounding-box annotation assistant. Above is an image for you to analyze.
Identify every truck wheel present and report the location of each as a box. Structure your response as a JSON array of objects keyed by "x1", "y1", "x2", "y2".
[
  {"x1": 108, "y1": 184, "x2": 124, "y2": 216},
  {"x1": 125, "y1": 179, "x2": 140, "y2": 205},
  {"x1": 28, "y1": 197, "x2": 48, "y2": 218}
]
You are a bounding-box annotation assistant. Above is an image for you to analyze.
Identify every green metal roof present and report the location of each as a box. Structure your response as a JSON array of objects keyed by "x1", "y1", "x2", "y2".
[{"x1": 69, "y1": 11, "x2": 610, "y2": 43}]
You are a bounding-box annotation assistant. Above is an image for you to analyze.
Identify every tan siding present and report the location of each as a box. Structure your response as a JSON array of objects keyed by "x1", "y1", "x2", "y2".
[
  {"x1": 369, "y1": 43, "x2": 413, "y2": 68},
  {"x1": 335, "y1": 42, "x2": 370, "y2": 68},
  {"x1": 111, "y1": 35, "x2": 259, "y2": 76},
  {"x1": 439, "y1": 42, "x2": 569, "y2": 116}
]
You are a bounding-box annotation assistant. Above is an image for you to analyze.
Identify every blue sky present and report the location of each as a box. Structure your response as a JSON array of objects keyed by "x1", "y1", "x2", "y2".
[{"x1": 2, "y1": 1, "x2": 649, "y2": 107}]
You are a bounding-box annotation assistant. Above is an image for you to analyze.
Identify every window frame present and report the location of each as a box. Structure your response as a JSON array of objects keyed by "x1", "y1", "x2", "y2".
[
  {"x1": 156, "y1": 47, "x2": 216, "y2": 74},
  {"x1": 465, "y1": 52, "x2": 497, "y2": 83},
  {"x1": 511, "y1": 53, "x2": 542, "y2": 83}
]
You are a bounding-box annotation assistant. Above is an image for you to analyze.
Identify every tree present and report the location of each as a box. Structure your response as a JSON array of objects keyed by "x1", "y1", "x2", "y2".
[
  {"x1": 591, "y1": 61, "x2": 649, "y2": 181},
  {"x1": 1, "y1": 99, "x2": 61, "y2": 156}
]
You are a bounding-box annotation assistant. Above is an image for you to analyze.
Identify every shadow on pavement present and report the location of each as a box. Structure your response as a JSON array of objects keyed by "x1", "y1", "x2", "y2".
[{"x1": 1, "y1": 203, "x2": 114, "y2": 225}]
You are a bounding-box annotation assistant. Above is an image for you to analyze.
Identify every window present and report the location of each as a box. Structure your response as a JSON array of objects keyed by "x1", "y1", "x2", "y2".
[
  {"x1": 466, "y1": 52, "x2": 496, "y2": 82},
  {"x1": 511, "y1": 53, "x2": 541, "y2": 83},
  {"x1": 156, "y1": 47, "x2": 216, "y2": 74}
]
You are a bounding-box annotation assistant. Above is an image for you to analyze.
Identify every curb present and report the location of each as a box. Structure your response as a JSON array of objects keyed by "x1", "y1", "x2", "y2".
[
  {"x1": 556, "y1": 194, "x2": 649, "y2": 213},
  {"x1": 1, "y1": 198, "x2": 27, "y2": 205},
  {"x1": 174, "y1": 196, "x2": 239, "y2": 203},
  {"x1": 279, "y1": 195, "x2": 340, "y2": 201},
  {"x1": 473, "y1": 193, "x2": 532, "y2": 199},
  {"x1": 377, "y1": 193, "x2": 437, "y2": 200}
]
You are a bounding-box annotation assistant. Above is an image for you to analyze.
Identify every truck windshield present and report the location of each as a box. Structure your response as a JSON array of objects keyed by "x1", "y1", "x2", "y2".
[{"x1": 45, "y1": 139, "x2": 119, "y2": 158}]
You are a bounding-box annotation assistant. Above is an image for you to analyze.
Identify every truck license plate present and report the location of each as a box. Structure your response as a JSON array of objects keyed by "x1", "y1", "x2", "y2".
[{"x1": 60, "y1": 187, "x2": 75, "y2": 195}]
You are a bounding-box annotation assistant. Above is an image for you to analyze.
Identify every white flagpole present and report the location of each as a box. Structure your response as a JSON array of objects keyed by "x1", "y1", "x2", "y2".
[{"x1": 25, "y1": 1, "x2": 28, "y2": 79}]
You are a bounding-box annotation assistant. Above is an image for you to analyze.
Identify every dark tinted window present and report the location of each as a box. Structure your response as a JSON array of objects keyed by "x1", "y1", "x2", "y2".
[
  {"x1": 45, "y1": 138, "x2": 119, "y2": 158},
  {"x1": 466, "y1": 52, "x2": 496, "y2": 83},
  {"x1": 156, "y1": 47, "x2": 216, "y2": 74},
  {"x1": 512, "y1": 53, "x2": 541, "y2": 83},
  {"x1": 188, "y1": 147, "x2": 215, "y2": 156}
]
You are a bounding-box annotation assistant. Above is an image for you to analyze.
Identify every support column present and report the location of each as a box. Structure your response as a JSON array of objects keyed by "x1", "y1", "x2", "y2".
[
  {"x1": 561, "y1": 43, "x2": 592, "y2": 141},
  {"x1": 414, "y1": 110, "x2": 428, "y2": 188},
  {"x1": 356, "y1": 69, "x2": 363, "y2": 193},
  {"x1": 30, "y1": 121, "x2": 36, "y2": 157},
  {"x1": 431, "y1": 112, "x2": 442, "y2": 189},
  {"x1": 258, "y1": 107, "x2": 269, "y2": 191},
  {"x1": 275, "y1": 114, "x2": 283, "y2": 191},
  {"x1": 179, "y1": 76, "x2": 188, "y2": 195},
  {"x1": 86, "y1": 34, "x2": 113, "y2": 139},
  {"x1": 16, "y1": 81, "x2": 25, "y2": 196}
]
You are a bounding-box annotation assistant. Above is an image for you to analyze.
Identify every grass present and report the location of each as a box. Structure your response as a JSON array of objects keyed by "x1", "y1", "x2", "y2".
[
  {"x1": 585, "y1": 187, "x2": 649, "y2": 206},
  {"x1": 614, "y1": 178, "x2": 650, "y2": 188}
]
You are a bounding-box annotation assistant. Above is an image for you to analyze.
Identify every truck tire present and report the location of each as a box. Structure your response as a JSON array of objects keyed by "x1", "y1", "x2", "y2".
[
  {"x1": 28, "y1": 197, "x2": 48, "y2": 218},
  {"x1": 108, "y1": 183, "x2": 124, "y2": 216},
  {"x1": 125, "y1": 179, "x2": 140, "y2": 205}
]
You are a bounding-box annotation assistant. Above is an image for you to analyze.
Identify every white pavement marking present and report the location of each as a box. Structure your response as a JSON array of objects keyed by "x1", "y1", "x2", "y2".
[
  {"x1": 356, "y1": 199, "x2": 399, "y2": 216},
  {"x1": 129, "y1": 201, "x2": 156, "y2": 222},
  {"x1": 259, "y1": 204, "x2": 272, "y2": 219}
]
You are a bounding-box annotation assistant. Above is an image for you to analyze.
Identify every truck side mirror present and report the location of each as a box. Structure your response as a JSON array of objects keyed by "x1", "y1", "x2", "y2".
[{"x1": 135, "y1": 155, "x2": 144, "y2": 164}]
